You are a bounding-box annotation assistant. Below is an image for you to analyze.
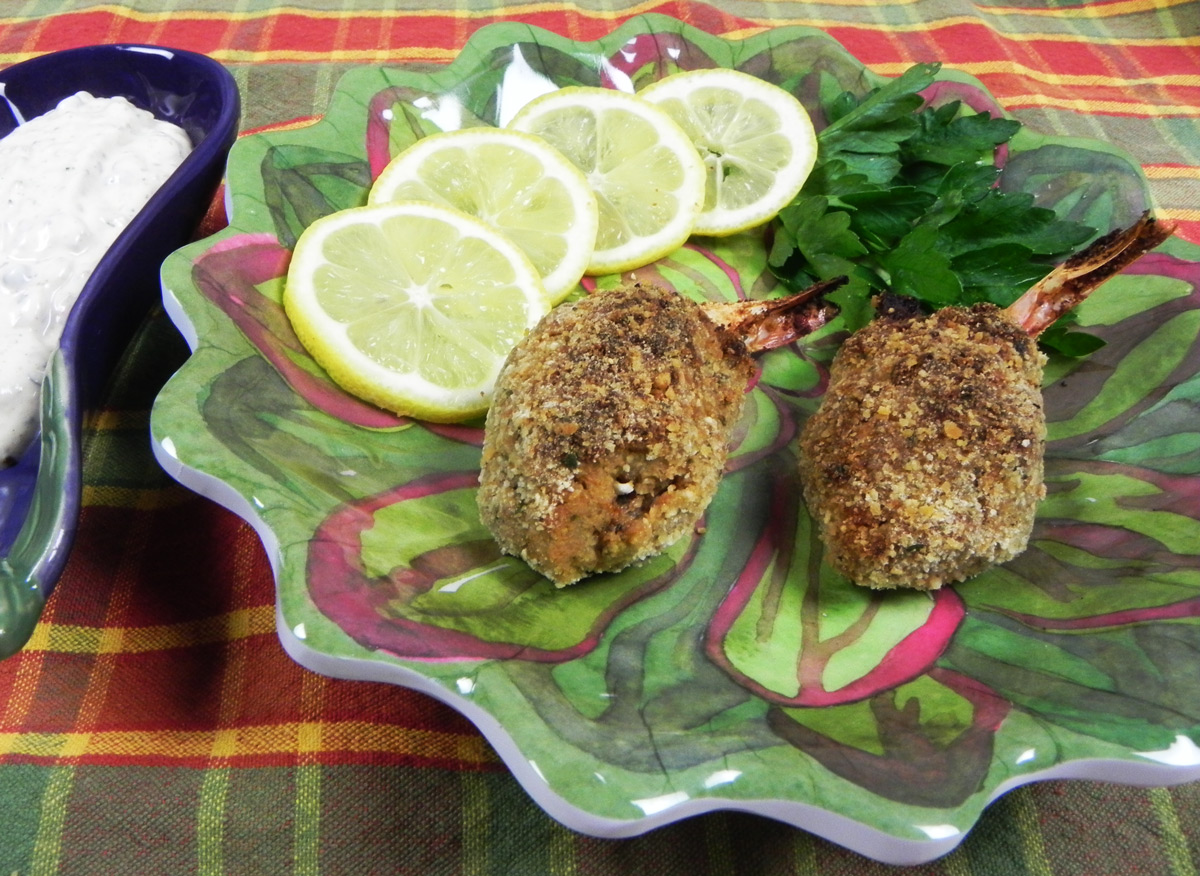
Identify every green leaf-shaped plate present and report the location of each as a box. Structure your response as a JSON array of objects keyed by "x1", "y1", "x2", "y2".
[{"x1": 150, "y1": 15, "x2": 1200, "y2": 865}]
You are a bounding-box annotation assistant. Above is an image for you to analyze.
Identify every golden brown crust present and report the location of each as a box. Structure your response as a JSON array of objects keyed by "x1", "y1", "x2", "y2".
[
  {"x1": 797, "y1": 302, "x2": 1047, "y2": 590},
  {"x1": 478, "y1": 282, "x2": 754, "y2": 586}
]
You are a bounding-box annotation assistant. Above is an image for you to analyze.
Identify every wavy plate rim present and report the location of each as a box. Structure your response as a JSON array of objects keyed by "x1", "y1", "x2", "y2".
[{"x1": 150, "y1": 14, "x2": 1200, "y2": 865}]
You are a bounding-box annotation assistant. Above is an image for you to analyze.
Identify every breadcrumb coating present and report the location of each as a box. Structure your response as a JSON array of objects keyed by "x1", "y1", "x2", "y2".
[
  {"x1": 798, "y1": 301, "x2": 1047, "y2": 590},
  {"x1": 478, "y1": 282, "x2": 754, "y2": 586}
]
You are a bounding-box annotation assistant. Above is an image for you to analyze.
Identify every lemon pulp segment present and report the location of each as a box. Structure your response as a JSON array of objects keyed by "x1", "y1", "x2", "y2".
[
  {"x1": 639, "y1": 69, "x2": 817, "y2": 236},
  {"x1": 369, "y1": 128, "x2": 598, "y2": 302},
  {"x1": 283, "y1": 201, "x2": 550, "y2": 422},
  {"x1": 508, "y1": 87, "x2": 706, "y2": 275}
]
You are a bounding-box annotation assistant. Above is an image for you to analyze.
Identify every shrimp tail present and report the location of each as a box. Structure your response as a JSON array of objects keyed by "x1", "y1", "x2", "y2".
[
  {"x1": 701, "y1": 276, "x2": 846, "y2": 353},
  {"x1": 1005, "y1": 211, "x2": 1176, "y2": 337}
]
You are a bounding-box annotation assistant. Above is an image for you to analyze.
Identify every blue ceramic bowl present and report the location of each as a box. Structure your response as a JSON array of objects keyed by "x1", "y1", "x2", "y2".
[{"x1": 0, "y1": 44, "x2": 240, "y2": 658}]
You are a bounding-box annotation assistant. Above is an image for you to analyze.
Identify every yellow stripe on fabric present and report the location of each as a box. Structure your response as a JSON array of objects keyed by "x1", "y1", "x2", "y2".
[
  {"x1": 549, "y1": 822, "x2": 577, "y2": 876},
  {"x1": 0, "y1": 642, "x2": 48, "y2": 727},
  {"x1": 1147, "y1": 166, "x2": 1200, "y2": 181},
  {"x1": 0, "y1": 723, "x2": 497, "y2": 764},
  {"x1": 0, "y1": 47, "x2": 438, "y2": 65},
  {"x1": 1150, "y1": 787, "x2": 1199, "y2": 876},
  {"x1": 29, "y1": 765, "x2": 74, "y2": 876},
  {"x1": 86, "y1": 409, "x2": 151, "y2": 430},
  {"x1": 322, "y1": 722, "x2": 496, "y2": 763},
  {"x1": 997, "y1": 96, "x2": 1200, "y2": 116},
  {"x1": 461, "y1": 770, "x2": 490, "y2": 876},
  {"x1": 739, "y1": 16, "x2": 1200, "y2": 46},
  {"x1": 80, "y1": 483, "x2": 194, "y2": 509},
  {"x1": 791, "y1": 829, "x2": 820, "y2": 875},
  {"x1": 867, "y1": 61, "x2": 1200, "y2": 89},
  {"x1": 295, "y1": 764, "x2": 322, "y2": 876},
  {"x1": 197, "y1": 767, "x2": 231, "y2": 876},
  {"x1": 865, "y1": 57, "x2": 1200, "y2": 120},
  {"x1": 55, "y1": 507, "x2": 147, "y2": 812},
  {"x1": 1161, "y1": 208, "x2": 1200, "y2": 223},
  {"x1": 1012, "y1": 789, "x2": 1054, "y2": 876},
  {"x1": 983, "y1": 0, "x2": 1196, "y2": 18},
  {"x1": 200, "y1": 536, "x2": 252, "y2": 876},
  {"x1": 205, "y1": 48, "x2": 462, "y2": 63},
  {"x1": 0, "y1": 4, "x2": 330, "y2": 24},
  {"x1": 0, "y1": 44, "x2": 457, "y2": 65},
  {"x1": 293, "y1": 669, "x2": 324, "y2": 876},
  {"x1": 23, "y1": 605, "x2": 276, "y2": 654},
  {"x1": 943, "y1": 845, "x2": 974, "y2": 876}
]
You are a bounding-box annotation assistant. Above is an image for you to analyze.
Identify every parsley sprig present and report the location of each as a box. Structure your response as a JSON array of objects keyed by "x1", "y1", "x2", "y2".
[{"x1": 767, "y1": 63, "x2": 1100, "y2": 355}]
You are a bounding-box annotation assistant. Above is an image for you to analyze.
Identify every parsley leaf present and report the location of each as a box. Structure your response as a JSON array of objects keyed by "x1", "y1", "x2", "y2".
[
  {"x1": 881, "y1": 225, "x2": 962, "y2": 304},
  {"x1": 902, "y1": 102, "x2": 1020, "y2": 168},
  {"x1": 768, "y1": 63, "x2": 1098, "y2": 355},
  {"x1": 819, "y1": 64, "x2": 937, "y2": 162}
]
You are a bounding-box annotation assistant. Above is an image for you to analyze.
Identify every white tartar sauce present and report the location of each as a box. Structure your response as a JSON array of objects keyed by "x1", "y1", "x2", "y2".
[{"x1": 0, "y1": 91, "x2": 192, "y2": 463}]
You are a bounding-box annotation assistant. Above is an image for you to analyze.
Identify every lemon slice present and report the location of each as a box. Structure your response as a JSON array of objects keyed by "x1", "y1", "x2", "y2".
[
  {"x1": 508, "y1": 86, "x2": 706, "y2": 275},
  {"x1": 283, "y1": 201, "x2": 551, "y2": 422},
  {"x1": 638, "y1": 69, "x2": 817, "y2": 236},
  {"x1": 369, "y1": 127, "x2": 599, "y2": 303}
]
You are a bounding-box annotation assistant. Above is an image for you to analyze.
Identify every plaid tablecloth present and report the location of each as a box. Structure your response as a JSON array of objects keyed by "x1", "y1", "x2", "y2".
[{"x1": 2, "y1": 2, "x2": 1198, "y2": 874}]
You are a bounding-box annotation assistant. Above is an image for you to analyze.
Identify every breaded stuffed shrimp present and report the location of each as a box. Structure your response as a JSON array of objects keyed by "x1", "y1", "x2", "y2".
[
  {"x1": 478, "y1": 279, "x2": 838, "y2": 586},
  {"x1": 798, "y1": 212, "x2": 1175, "y2": 590}
]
